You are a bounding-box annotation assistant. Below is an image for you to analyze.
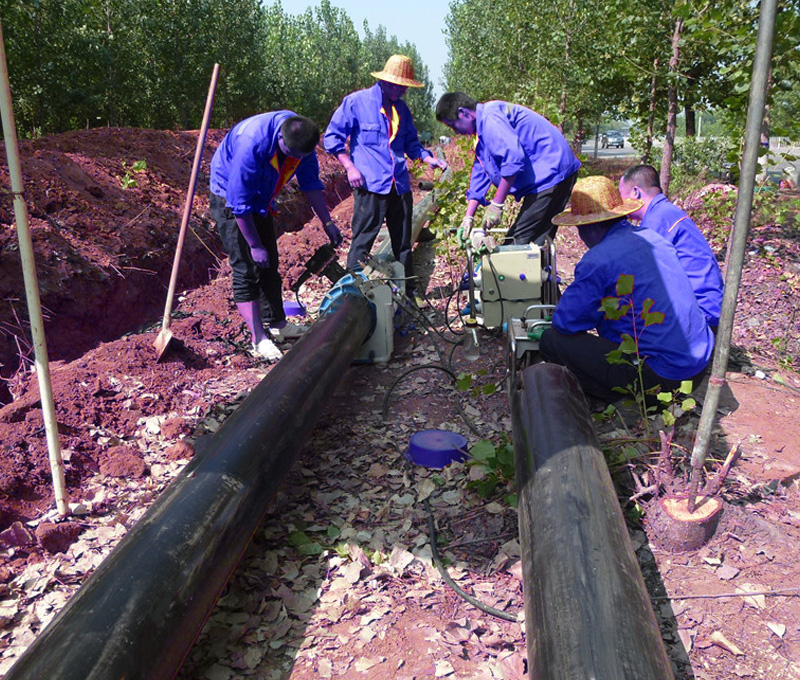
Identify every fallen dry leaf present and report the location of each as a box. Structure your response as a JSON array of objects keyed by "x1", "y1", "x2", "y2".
[
  {"x1": 767, "y1": 622, "x2": 786, "y2": 638},
  {"x1": 434, "y1": 659, "x2": 455, "y2": 676},
  {"x1": 710, "y1": 630, "x2": 744, "y2": 656},
  {"x1": 678, "y1": 628, "x2": 694, "y2": 653},
  {"x1": 318, "y1": 657, "x2": 333, "y2": 678},
  {"x1": 735, "y1": 583, "x2": 767, "y2": 609}
]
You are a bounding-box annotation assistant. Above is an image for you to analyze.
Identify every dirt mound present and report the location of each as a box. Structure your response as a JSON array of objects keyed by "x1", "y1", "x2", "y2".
[{"x1": 0, "y1": 127, "x2": 349, "y2": 404}]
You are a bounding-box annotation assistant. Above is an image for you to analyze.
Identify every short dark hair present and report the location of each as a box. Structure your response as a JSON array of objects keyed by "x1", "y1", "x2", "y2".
[
  {"x1": 435, "y1": 92, "x2": 478, "y2": 122},
  {"x1": 281, "y1": 115, "x2": 319, "y2": 154},
  {"x1": 621, "y1": 164, "x2": 661, "y2": 191}
]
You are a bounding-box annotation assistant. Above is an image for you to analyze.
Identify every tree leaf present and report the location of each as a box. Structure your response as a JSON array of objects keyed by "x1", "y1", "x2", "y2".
[
  {"x1": 470, "y1": 440, "x2": 496, "y2": 462},
  {"x1": 616, "y1": 274, "x2": 635, "y2": 295}
]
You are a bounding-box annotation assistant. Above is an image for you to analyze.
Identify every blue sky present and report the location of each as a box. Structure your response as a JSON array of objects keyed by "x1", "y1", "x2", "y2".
[{"x1": 273, "y1": 1, "x2": 450, "y2": 98}]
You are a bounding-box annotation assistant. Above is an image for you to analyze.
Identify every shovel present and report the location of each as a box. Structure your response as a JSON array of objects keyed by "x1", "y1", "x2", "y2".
[{"x1": 154, "y1": 63, "x2": 220, "y2": 361}]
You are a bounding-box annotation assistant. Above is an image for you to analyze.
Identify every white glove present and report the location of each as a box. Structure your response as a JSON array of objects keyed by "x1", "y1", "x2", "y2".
[
  {"x1": 470, "y1": 229, "x2": 496, "y2": 252},
  {"x1": 482, "y1": 202, "x2": 504, "y2": 229},
  {"x1": 459, "y1": 215, "x2": 474, "y2": 231}
]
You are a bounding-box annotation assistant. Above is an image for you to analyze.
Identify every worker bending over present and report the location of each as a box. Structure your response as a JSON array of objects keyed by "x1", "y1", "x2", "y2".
[
  {"x1": 435, "y1": 92, "x2": 580, "y2": 252},
  {"x1": 210, "y1": 112, "x2": 342, "y2": 361}
]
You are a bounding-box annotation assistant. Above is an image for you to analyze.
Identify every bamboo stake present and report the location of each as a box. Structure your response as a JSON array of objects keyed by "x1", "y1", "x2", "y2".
[
  {"x1": 687, "y1": 0, "x2": 778, "y2": 512},
  {"x1": 0, "y1": 20, "x2": 68, "y2": 516}
]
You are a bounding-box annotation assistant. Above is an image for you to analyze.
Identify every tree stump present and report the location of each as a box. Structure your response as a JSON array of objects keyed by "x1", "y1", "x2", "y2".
[{"x1": 646, "y1": 495, "x2": 723, "y2": 552}]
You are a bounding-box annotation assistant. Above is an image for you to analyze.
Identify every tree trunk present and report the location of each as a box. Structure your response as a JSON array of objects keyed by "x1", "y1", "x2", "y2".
[
  {"x1": 34, "y1": 10, "x2": 45, "y2": 134},
  {"x1": 572, "y1": 116, "x2": 584, "y2": 155},
  {"x1": 643, "y1": 57, "x2": 659, "y2": 165},
  {"x1": 594, "y1": 119, "x2": 600, "y2": 159},
  {"x1": 558, "y1": 31, "x2": 572, "y2": 133},
  {"x1": 685, "y1": 104, "x2": 696, "y2": 137},
  {"x1": 660, "y1": 17, "x2": 684, "y2": 199},
  {"x1": 104, "y1": 4, "x2": 117, "y2": 128}
]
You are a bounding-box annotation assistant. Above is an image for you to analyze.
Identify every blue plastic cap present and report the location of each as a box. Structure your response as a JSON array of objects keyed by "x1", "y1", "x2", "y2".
[
  {"x1": 406, "y1": 429, "x2": 468, "y2": 469},
  {"x1": 284, "y1": 300, "x2": 307, "y2": 317}
]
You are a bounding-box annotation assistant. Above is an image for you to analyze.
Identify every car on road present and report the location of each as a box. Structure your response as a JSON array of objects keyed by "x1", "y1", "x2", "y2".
[{"x1": 601, "y1": 130, "x2": 625, "y2": 149}]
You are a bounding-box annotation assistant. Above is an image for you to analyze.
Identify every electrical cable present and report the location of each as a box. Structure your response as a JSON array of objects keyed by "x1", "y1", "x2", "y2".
[
  {"x1": 381, "y1": 361, "x2": 483, "y2": 438},
  {"x1": 382, "y1": 364, "x2": 456, "y2": 424},
  {"x1": 406, "y1": 290, "x2": 462, "y2": 345},
  {"x1": 444, "y1": 283, "x2": 467, "y2": 336},
  {"x1": 387, "y1": 293, "x2": 487, "y2": 437},
  {"x1": 423, "y1": 498, "x2": 519, "y2": 622}
]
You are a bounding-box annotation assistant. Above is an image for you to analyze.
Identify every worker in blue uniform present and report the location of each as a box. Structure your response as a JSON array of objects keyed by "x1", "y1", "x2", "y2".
[
  {"x1": 435, "y1": 92, "x2": 580, "y2": 252},
  {"x1": 540, "y1": 176, "x2": 715, "y2": 403},
  {"x1": 324, "y1": 55, "x2": 447, "y2": 297},
  {"x1": 210, "y1": 112, "x2": 342, "y2": 361},
  {"x1": 619, "y1": 164, "x2": 724, "y2": 328}
]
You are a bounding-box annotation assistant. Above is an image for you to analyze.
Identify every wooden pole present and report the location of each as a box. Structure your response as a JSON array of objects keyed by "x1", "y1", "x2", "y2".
[
  {"x1": 154, "y1": 62, "x2": 220, "y2": 360},
  {"x1": 0, "y1": 20, "x2": 68, "y2": 516},
  {"x1": 510, "y1": 363, "x2": 673, "y2": 680}
]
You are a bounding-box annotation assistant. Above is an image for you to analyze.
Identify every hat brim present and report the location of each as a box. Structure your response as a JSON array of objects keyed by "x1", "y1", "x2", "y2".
[
  {"x1": 371, "y1": 71, "x2": 423, "y2": 88},
  {"x1": 552, "y1": 198, "x2": 644, "y2": 226}
]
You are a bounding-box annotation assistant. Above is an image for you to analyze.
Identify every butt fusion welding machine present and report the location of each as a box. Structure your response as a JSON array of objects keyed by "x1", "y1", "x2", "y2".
[
  {"x1": 465, "y1": 240, "x2": 559, "y2": 377},
  {"x1": 292, "y1": 238, "x2": 559, "y2": 369},
  {"x1": 292, "y1": 244, "x2": 403, "y2": 364}
]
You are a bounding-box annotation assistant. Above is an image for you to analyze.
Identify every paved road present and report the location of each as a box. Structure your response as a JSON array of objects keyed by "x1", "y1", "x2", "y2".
[
  {"x1": 578, "y1": 139, "x2": 800, "y2": 184},
  {"x1": 580, "y1": 141, "x2": 637, "y2": 160}
]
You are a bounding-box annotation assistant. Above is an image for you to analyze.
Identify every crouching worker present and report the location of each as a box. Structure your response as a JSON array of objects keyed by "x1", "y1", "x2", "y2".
[
  {"x1": 539, "y1": 176, "x2": 714, "y2": 404},
  {"x1": 209, "y1": 112, "x2": 342, "y2": 361}
]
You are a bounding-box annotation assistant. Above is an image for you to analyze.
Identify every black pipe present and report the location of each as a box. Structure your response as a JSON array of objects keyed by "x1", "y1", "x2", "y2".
[
  {"x1": 510, "y1": 363, "x2": 673, "y2": 680},
  {"x1": 5, "y1": 294, "x2": 373, "y2": 680}
]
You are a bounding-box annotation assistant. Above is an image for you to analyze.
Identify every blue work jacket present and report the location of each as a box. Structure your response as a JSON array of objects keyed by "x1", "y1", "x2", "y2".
[
  {"x1": 468, "y1": 101, "x2": 581, "y2": 204},
  {"x1": 552, "y1": 219, "x2": 714, "y2": 380},
  {"x1": 209, "y1": 111, "x2": 324, "y2": 217},
  {"x1": 641, "y1": 193, "x2": 724, "y2": 327},
  {"x1": 324, "y1": 83, "x2": 431, "y2": 195}
]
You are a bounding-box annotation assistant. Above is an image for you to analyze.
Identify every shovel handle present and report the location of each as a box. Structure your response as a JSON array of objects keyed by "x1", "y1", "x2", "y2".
[{"x1": 160, "y1": 63, "x2": 220, "y2": 332}]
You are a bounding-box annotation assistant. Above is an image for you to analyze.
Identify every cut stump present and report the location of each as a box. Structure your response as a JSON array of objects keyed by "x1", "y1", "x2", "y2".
[{"x1": 646, "y1": 495, "x2": 723, "y2": 552}]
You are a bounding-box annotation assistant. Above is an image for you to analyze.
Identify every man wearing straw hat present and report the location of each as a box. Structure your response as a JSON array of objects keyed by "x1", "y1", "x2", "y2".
[
  {"x1": 539, "y1": 175, "x2": 715, "y2": 404},
  {"x1": 435, "y1": 92, "x2": 580, "y2": 252},
  {"x1": 324, "y1": 55, "x2": 448, "y2": 298}
]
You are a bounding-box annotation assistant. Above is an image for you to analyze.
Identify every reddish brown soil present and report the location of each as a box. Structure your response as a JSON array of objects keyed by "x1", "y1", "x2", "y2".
[
  {"x1": 0, "y1": 128, "x2": 350, "y2": 403},
  {"x1": 0, "y1": 130, "x2": 799, "y2": 679}
]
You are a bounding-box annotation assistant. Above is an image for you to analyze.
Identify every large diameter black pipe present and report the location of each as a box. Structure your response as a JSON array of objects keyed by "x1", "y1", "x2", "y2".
[
  {"x1": 510, "y1": 363, "x2": 673, "y2": 680},
  {"x1": 5, "y1": 294, "x2": 373, "y2": 680}
]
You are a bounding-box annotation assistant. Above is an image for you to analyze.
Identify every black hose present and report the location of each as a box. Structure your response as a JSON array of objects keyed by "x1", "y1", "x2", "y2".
[
  {"x1": 381, "y1": 363, "x2": 456, "y2": 420},
  {"x1": 424, "y1": 498, "x2": 518, "y2": 622}
]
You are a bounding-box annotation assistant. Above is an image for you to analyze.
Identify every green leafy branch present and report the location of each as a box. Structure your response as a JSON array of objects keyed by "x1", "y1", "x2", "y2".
[
  {"x1": 467, "y1": 435, "x2": 517, "y2": 506},
  {"x1": 120, "y1": 159, "x2": 147, "y2": 189},
  {"x1": 600, "y1": 273, "x2": 667, "y2": 431}
]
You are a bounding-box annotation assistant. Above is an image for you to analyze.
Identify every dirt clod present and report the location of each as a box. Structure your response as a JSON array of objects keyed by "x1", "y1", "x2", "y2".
[{"x1": 35, "y1": 522, "x2": 82, "y2": 554}]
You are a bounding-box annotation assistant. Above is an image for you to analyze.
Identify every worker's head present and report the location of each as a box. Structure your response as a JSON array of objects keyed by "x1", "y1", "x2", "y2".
[
  {"x1": 371, "y1": 55, "x2": 422, "y2": 101},
  {"x1": 435, "y1": 93, "x2": 478, "y2": 135},
  {"x1": 619, "y1": 164, "x2": 661, "y2": 220},
  {"x1": 279, "y1": 116, "x2": 320, "y2": 158},
  {"x1": 553, "y1": 175, "x2": 644, "y2": 248}
]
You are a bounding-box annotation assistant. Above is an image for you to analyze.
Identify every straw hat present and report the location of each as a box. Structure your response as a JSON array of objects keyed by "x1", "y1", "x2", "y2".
[
  {"x1": 552, "y1": 175, "x2": 644, "y2": 226},
  {"x1": 371, "y1": 55, "x2": 423, "y2": 88}
]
